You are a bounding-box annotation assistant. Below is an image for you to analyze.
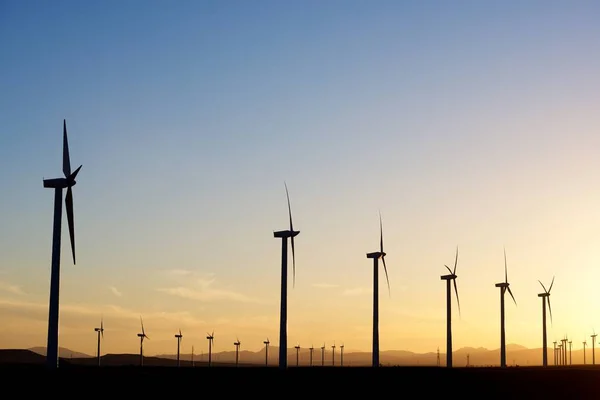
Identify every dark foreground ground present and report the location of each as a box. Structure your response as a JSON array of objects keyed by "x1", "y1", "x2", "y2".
[{"x1": 2, "y1": 363, "x2": 599, "y2": 398}]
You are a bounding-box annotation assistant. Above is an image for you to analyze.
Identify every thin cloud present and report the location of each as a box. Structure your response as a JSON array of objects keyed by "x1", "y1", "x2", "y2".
[
  {"x1": 108, "y1": 286, "x2": 122, "y2": 297},
  {"x1": 166, "y1": 269, "x2": 195, "y2": 276},
  {"x1": 343, "y1": 287, "x2": 372, "y2": 296},
  {"x1": 312, "y1": 283, "x2": 339, "y2": 289},
  {"x1": 0, "y1": 281, "x2": 25, "y2": 295}
]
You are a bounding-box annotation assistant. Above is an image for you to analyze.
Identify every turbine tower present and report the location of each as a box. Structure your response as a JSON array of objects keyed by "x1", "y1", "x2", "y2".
[
  {"x1": 321, "y1": 343, "x2": 325, "y2": 366},
  {"x1": 537, "y1": 276, "x2": 554, "y2": 367},
  {"x1": 340, "y1": 343, "x2": 345, "y2": 367},
  {"x1": 583, "y1": 339, "x2": 587, "y2": 365},
  {"x1": 273, "y1": 183, "x2": 300, "y2": 369},
  {"x1": 137, "y1": 317, "x2": 149, "y2": 367},
  {"x1": 234, "y1": 337, "x2": 241, "y2": 367},
  {"x1": 494, "y1": 248, "x2": 517, "y2": 368},
  {"x1": 331, "y1": 341, "x2": 336, "y2": 366},
  {"x1": 440, "y1": 246, "x2": 461, "y2": 368},
  {"x1": 366, "y1": 212, "x2": 390, "y2": 368},
  {"x1": 294, "y1": 344, "x2": 300, "y2": 366},
  {"x1": 94, "y1": 317, "x2": 104, "y2": 367},
  {"x1": 175, "y1": 329, "x2": 183, "y2": 367},
  {"x1": 191, "y1": 345, "x2": 195, "y2": 367},
  {"x1": 309, "y1": 344, "x2": 314, "y2": 366},
  {"x1": 263, "y1": 338, "x2": 270, "y2": 366},
  {"x1": 569, "y1": 339, "x2": 572, "y2": 365},
  {"x1": 43, "y1": 119, "x2": 83, "y2": 368},
  {"x1": 553, "y1": 341, "x2": 557, "y2": 365},
  {"x1": 561, "y1": 337, "x2": 567, "y2": 365},
  {"x1": 206, "y1": 331, "x2": 214, "y2": 367},
  {"x1": 591, "y1": 330, "x2": 597, "y2": 365}
]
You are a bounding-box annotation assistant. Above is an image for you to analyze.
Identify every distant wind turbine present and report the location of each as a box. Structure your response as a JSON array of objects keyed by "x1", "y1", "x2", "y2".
[
  {"x1": 94, "y1": 317, "x2": 104, "y2": 367},
  {"x1": 191, "y1": 345, "x2": 195, "y2": 367},
  {"x1": 273, "y1": 183, "x2": 300, "y2": 369},
  {"x1": 568, "y1": 339, "x2": 572, "y2": 365},
  {"x1": 175, "y1": 329, "x2": 183, "y2": 367},
  {"x1": 137, "y1": 317, "x2": 149, "y2": 367},
  {"x1": 321, "y1": 343, "x2": 325, "y2": 366},
  {"x1": 43, "y1": 119, "x2": 83, "y2": 368},
  {"x1": 582, "y1": 339, "x2": 587, "y2": 365},
  {"x1": 440, "y1": 246, "x2": 461, "y2": 368},
  {"x1": 495, "y1": 248, "x2": 517, "y2": 368},
  {"x1": 331, "y1": 342, "x2": 336, "y2": 366},
  {"x1": 206, "y1": 331, "x2": 214, "y2": 367},
  {"x1": 294, "y1": 344, "x2": 301, "y2": 367},
  {"x1": 537, "y1": 276, "x2": 554, "y2": 367},
  {"x1": 340, "y1": 343, "x2": 345, "y2": 367},
  {"x1": 366, "y1": 211, "x2": 390, "y2": 368},
  {"x1": 234, "y1": 337, "x2": 241, "y2": 367},
  {"x1": 309, "y1": 344, "x2": 314, "y2": 367},
  {"x1": 553, "y1": 340, "x2": 557, "y2": 366},
  {"x1": 263, "y1": 338, "x2": 270, "y2": 366},
  {"x1": 591, "y1": 330, "x2": 597, "y2": 365}
]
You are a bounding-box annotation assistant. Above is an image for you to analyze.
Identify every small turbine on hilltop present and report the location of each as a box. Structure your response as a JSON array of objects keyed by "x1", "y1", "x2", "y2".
[
  {"x1": 495, "y1": 248, "x2": 517, "y2": 368},
  {"x1": 340, "y1": 343, "x2": 345, "y2": 367},
  {"x1": 309, "y1": 344, "x2": 314, "y2": 367},
  {"x1": 591, "y1": 329, "x2": 597, "y2": 365},
  {"x1": 94, "y1": 317, "x2": 104, "y2": 367},
  {"x1": 321, "y1": 343, "x2": 326, "y2": 366},
  {"x1": 273, "y1": 183, "x2": 300, "y2": 369},
  {"x1": 137, "y1": 317, "x2": 149, "y2": 367},
  {"x1": 43, "y1": 119, "x2": 83, "y2": 368},
  {"x1": 263, "y1": 338, "x2": 270, "y2": 366},
  {"x1": 366, "y1": 211, "x2": 391, "y2": 368},
  {"x1": 583, "y1": 338, "x2": 587, "y2": 365},
  {"x1": 206, "y1": 331, "x2": 214, "y2": 367},
  {"x1": 440, "y1": 246, "x2": 461, "y2": 368},
  {"x1": 175, "y1": 329, "x2": 183, "y2": 367},
  {"x1": 537, "y1": 276, "x2": 554, "y2": 367},
  {"x1": 295, "y1": 344, "x2": 301, "y2": 367},
  {"x1": 191, "y1": 345, "x2": 195, "y2": 367},
  {"x1": 332, "y1": 341, "x2": 336, "y2": 366},
  {"x1": 234, "y1": 337, "x2": 241, "y2": 367}
]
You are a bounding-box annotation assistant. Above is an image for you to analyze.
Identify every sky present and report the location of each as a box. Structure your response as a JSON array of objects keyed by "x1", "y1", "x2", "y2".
[{"x1": 2, "y1": 0, "x2": 600, "y2": 359}]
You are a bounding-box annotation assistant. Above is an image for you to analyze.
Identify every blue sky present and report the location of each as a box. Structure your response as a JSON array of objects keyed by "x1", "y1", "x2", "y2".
[{"x1": 2, "y1": 0, "x2": 600, "y2": 358}]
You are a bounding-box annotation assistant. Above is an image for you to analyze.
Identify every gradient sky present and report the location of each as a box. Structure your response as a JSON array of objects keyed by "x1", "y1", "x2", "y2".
[{"x1": 2, "y1": 0, "x2": 600, "y2": 358}]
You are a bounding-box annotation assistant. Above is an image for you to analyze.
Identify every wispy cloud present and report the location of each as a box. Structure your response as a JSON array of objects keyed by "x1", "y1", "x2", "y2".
[
  {"x1": 158, "y1": 271, "x2": 263, "y2": 304},
  {"x1": 0, "y1": 281, "x2": 25, "y2": 295},
  {"x1": 343, "y1": 287, "x2": 372, "y2": 296},
  {"x1": 108, "y1": 286, "x2": 122, "y2": 297},
  {"x1": 312, "y1": 283, "x2": 339, "y2": 289}
]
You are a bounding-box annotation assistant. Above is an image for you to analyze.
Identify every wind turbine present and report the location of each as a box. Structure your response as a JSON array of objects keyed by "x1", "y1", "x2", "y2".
[
  {"x1": 591, "y1": 330, "x2": 597, "y2": 365},
  {"x1": 583, "y1": 339, "x2": 587, "y2": 365},
  {"x1": 321, "y1": 343, "x2": 325, "y2": 366},
  {"x1": 263, "y1": 338, "x2": 270, "y2": 366},
  {"x1": 234, "y1": 337, "x2": 241, "y2": 367},
  {"x1": 568, "y1": 339, "x2": 572, "y2": 365},
  {"x1": 206, "y1": 331, "x2": 214, "y2": 367},
  {"x1": 94, "y1": 317, "x2": 104, "y2": 367},
  {"x1": 273, "y1": 183, "x2": 300, "y2": 369},
  {"x1": 495, "y1": 248, "x2": 517, "y2": 368},
  {"x1": 340, "y1": 343, "x2": 345, "y2": 367},
  {"x1": 537, "y1": 276, "x2": 554, "y2": 367},
  {"x1": 440, "y1": 246, "x2": 461, "y2": 368},
  {"x1": 137, "y1": 317, "x2": 149, "y2": 367},
  {"x1": 309, "y1": 344, "x2": 314, "y2": 366},
  {"x1": 553, "y1": 341, "x2": 557, "y2": 365},
  {"x1": 331, "y1": 341, "x2": 336, "y2": 366},
  {"x1": 175, "y1": 329, "x2": 183, "y2": 367},
  {"x1": 191, "y1": 345, "x2": 195, "y2": 367},
  {"x1": 366, "y1": 211, "x2": 390, "y2": 368},
  {"x1": 294, "y1": 344, "x2": 301, "y2": 366},
  {"x1": 43, "y1": 119, "x2": 82, "y2": 368}
]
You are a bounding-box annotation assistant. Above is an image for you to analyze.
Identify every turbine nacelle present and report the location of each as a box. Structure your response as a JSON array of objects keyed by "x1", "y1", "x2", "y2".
[
  {"x1": 495, "y1": 282, "x2": 510, "y2": 288},
  {"x1": 537, "y1": 292, "x2": 550, "y2": 297},
  {"x1": 366, "y1": 251, "x2": 385, "y2": 259},
  {"x1": 440, "y1": 274, "x2": 457, "y2": 280},
  {"x1": 273, "y1": 229, "x2": 300, "y2": 238}
]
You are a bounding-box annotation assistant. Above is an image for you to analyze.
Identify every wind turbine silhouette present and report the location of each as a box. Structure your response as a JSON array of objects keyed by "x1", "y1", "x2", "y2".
[
  {"x1": 263, "y1": 338, "x2": 270, "y2": 366},
  {"x1": 561, "y1": 336, "x2": 568, "y2": 365},
  {"x1": 537, "y1": 276, "x2": 554, "y2": 367},
  {"x1": 206, "y1": 331, "x2": 214, "y2": 367},
  {"x1": 94, "y1": 317, "x2": 104, "y2": 367},
  {"x1": 331, "y1": 341, "x2": 336, "y2": 366},
  {"x1": 440, "y1": 246, "x2": 461, "y2": 368},
  {"x1": 273, "y1": 183, "x2": 300, "y2": 369},
  {"x1": 191, "y1": 345, "x2": 195, "y2": 367},
  {"x1": 553, "y1": 340, "x2": 557, "y2": 365},
  {"x1": 591, "y1": 329, "x2": 597, "y2": 365},
  {"x1": 495, "y1": 248, "x2": 516, "y2": 368},
  {"x1": 568, "y1": 339, "x2": 572, "y2": 365},
  {"x1": 234, "y1": 337, "x2": 241, "y2": 367},
  {"x1": 340, "y1": 343, "x2": 345, "y2": 367},
  {"x1": 294, "y1": 344, "x2": 301, "y2": 366},
  {"x1": 321, "y1": 342, "x2": 325, "y2": 366},
  {"x1": 583, "y1": 338, "x2": 587, "y2": 365},
  {"x1": 43, "y1": 119, "x2": 82, "y2": 368},
  {"x1": 366, "y1": 211, "x2": 390, "y2": 368},
  {"x1": 309, "y1": 344, "x2": 314, "y2": 366},
  {"x1": 175, "y1": 329, "x2": 183, "y2": 367},
  {"x1": 137, "y1": 317, "x2": 149, "y2": 367}
]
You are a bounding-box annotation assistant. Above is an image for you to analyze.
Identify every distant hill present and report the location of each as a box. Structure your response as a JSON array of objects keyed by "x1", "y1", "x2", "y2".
[{"x1": 28, "y1": 346, "x2": 93, "y2": 359}]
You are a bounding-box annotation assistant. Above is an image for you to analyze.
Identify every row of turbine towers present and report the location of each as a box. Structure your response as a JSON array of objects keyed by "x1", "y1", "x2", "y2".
[{"x1": 40, "y1": 119, "x2": 598, "y2": 370}]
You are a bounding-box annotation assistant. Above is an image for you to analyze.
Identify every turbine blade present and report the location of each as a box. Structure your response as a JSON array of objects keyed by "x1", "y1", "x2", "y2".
[
  {"x1": 453, "y1": 278, "x2": 461, "y2": 317},
  {"x1": 538, "y1": 280, "x2": 548, "y2": 293},
  {"x1": 504, "y1": 248, "x2": 508, "y2": 283},
  {"x1": 63, "y1": 119, "x2": 71, "y2": 177},
  {"x1": 140, "y1": 316, "x2": 145, "y2": 335},
  {"x1": 285, "y1": 182, "x2": 296, "y2": 288},
  {"x1": 548, "y1": 276, "x2": 555, "y2": 293},
  {"x1": 444, "y1": 265, "x2": 453, "y2": 275},
  {"x1": 69, "y1": 165, "x2": 82, "y2": 181},
  {"x1": 379, "y1": 210, "x2": 383, "y2": 253},
  {"x1": 453, "y1": 246, "x2": 458, "y2": 274},
  {"x1": 382, "y1": 255, "x2": 390, "y2": 296},
  {"x1": 65, "y1": 186, "x2": 76, "y2": 265},
  {"x1": 507, "y1": 286, "x2": 517, "y2": 306}
]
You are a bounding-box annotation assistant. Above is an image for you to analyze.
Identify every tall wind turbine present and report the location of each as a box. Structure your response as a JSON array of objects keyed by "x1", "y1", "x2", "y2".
[
  {"x1": 321, "y1": 343, "x2": 325, "y2": 366},
  {"x1": 94, "y1": 317, "x2": 104, "y2": 367},
  {"x1": 263, "y1": 338, "x2": 270, "y2": 366},
  {"x1": 537, "y1": 276, "x2": 554, "y2": 367},
  {"x1": 553, "y1": 341, "x2": 557, "y2": 365},
  {"x1": 273, "y1": 183, "x2": 300, "y2": 369},
  {"x1": 591, "y1": 330, "x2": 597, "y2": 365},
  {"x1": 583, "y1": 339, "x2": 587, "y2": 365},
  {"x1": 309, "y1": 344, "x2": 314, "y2": 366},
  {"x1": 495, "y1": 248, "x2": 517, "y2": 368},
  {"x1": 234, "y1": 337, "x2": 241, "y2": 367},
  {"x1": 294, "y1": 344, "x2": 300, "y2": 366},
  {"x1": 206, "y1": 331, "x2": 214, "y2": 367},
  {"x1": 331, "y1": 342, "x2": 336, "y2": 366},
  {"x1": 43, "y1": 119, "x2": 83, "y2": 368},
  {"x1": 340, "y1": 343, "x2": 345, "y2": 367},
  {"x1": 568, "y1": 339, "x2": 572, "y2": 365},
  {"x1": 137, "y1": 317, "x2": 149, "y2": 367},
  {"x1": 440, "y1": 246, "x2": 461, "y2": 368},
  {"x1": 175, "y1": 329, "x2": 183, "y2": 367},
  {"x1": 366, "y1": 211, "x2": 390, "y2": 368}
]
